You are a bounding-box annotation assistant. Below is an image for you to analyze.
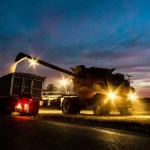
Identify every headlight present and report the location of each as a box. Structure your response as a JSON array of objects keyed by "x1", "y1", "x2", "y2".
[
  {"x1": 129, "y1": 93, "x2": 136, "y2": 100},
  {"x1": 109, "y1": 92, "x2": 115, "y2": 99}
]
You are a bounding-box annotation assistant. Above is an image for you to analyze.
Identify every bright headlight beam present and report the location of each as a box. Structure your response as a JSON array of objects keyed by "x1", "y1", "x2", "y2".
[
  {"x1": 28, "y1": 58, "x2": 37, "y2": 68},
  {"x1": 30, "y1": 60, "x2": 37, "y2": 66},
  {"x1": 61, "y1": 80, "x2": 67, "y2": 86},
  {"x1": 129, "y1": 93, "x2": 136, "y2": 100},
  {"x1": 109, "y1": 93, "x2": 115, "y2": 99}
]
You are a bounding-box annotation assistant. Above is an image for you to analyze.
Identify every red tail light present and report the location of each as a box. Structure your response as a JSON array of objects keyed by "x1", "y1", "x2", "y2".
[
  {"x1": 16, "y1": 103, "x2": 22, "y2": 108},
  {"x1": 24, "y1": 103, "x2": 28, "y2": 108}
]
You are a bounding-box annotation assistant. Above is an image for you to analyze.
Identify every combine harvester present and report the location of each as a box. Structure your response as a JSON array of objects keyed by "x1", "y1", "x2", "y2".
[{"x1": 15, "y1": 52, "x2": 136, "y2": 116}]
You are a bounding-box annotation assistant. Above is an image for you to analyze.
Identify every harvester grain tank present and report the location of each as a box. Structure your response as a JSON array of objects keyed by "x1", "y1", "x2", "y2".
[
  {"x1": 15, "y1": 52, "x2": 136, "y2": 116},
  {"x1": 0, "y1": 72, "x2": 45, "y2": 116}
]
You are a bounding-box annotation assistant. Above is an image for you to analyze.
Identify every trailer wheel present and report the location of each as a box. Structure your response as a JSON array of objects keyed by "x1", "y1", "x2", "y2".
[{"x1": 62, "y1": 98, "x2": 73, "y2": 114}]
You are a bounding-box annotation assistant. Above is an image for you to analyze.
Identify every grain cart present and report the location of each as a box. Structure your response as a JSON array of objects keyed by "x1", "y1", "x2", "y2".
[
  {"x1": 15, "y1": 52, "x2": 136, "y2": 116},
  {"x1": 0, "y1": 72, "x2": 45, "y2": 116}
]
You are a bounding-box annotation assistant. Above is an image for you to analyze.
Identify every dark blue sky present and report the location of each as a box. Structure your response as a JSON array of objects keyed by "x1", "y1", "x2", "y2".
[{"x1": 0, "y1": 0, "x2": 150, "y2": 97}]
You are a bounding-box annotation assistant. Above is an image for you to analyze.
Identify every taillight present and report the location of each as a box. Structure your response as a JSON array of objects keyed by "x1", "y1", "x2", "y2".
[
  {"x1": 16, "y1": 103, "x2": 22, "y2": 108},
  {"x1": 24, "y1": 103, "x2": 28, "y2": 108}
]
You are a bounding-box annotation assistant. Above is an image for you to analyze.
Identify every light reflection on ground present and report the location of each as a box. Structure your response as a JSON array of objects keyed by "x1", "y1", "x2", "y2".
[
  {"x1": 11, "y1": 106, "x2": 150, "y2": 119},
  {"x1": 38, "y1": 107, "x2": 150, "y2": 119}
]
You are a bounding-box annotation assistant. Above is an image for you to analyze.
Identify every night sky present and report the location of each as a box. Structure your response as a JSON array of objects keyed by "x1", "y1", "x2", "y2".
[{"x1": 0, "y1": 0, "x2": 150, "y2": 97}]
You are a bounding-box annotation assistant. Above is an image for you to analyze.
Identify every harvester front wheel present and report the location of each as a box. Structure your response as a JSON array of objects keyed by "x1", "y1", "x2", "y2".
[
  {"x1": 120, "y1": 108, "x2": 132, "y2": 116},
  {"x1": 93, "y1": 105, "x2": 101, "y2": 115},
  {"x1": 93, "y1": 104, "x2": 109, "y2": 116},
  {"x1": 93, "y1": 94, "x2": 111, "y2": 116},
  {"x1": 93, "y1": 95, "x2": 105, "y2": 116}
]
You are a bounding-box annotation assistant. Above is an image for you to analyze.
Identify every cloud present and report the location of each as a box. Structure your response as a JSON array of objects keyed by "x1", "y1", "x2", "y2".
[{"x1": 1, "y1": 0, "x2": 150, "y2": 97}]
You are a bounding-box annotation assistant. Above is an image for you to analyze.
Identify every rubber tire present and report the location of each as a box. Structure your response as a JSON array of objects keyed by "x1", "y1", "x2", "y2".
[
  {"x1": 120, "y1": 108, "x2": 132, "y2": 116},
  {"x1": 93, "y1": 94, "x2": 104, "y2": 115},
  {"x1": 62, "y1": 98, "x2": 73, "y2": 114},
  {"x1": 72, "y1": 97, "x2": 81, "y2": 114},
  {"x1": 93, "y1": 95, "x2": 111, "y2": 116}
]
